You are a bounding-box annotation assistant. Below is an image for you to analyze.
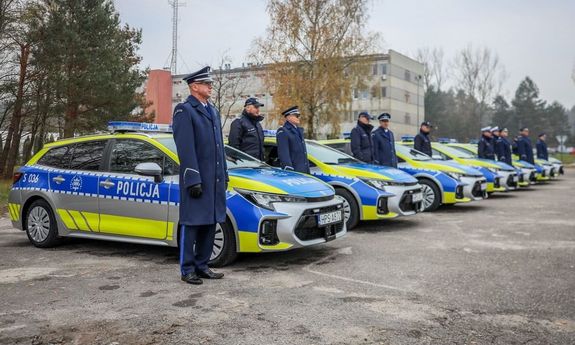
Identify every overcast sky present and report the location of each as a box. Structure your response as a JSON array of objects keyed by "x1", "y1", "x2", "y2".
[{"x1": 115, "y1": 0, "x2": 575, "y2": 109}]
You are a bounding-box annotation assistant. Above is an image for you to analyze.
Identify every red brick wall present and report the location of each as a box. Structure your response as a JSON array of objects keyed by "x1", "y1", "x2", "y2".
[{"x1": 145, "y1": 69, "x2": 173, "y2": 124}]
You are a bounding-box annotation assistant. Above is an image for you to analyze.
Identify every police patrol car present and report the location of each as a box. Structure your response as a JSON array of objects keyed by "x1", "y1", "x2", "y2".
[
  {"x1": 7, "y1": 122, "x2": 346, "y2": 266},
  {"x1": 321, "y1": 139, "x2": 480, "y2": 212},
  {"x1": 261, "y1": 133, "x2": 423, "y2": 230}
]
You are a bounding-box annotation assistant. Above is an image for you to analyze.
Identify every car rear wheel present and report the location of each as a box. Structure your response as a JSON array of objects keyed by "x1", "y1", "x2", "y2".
[
  {"x1": 209, "y1": 220, "x2": 237, "y2": 267},
  {"x1": 335, "y1": 188, "x2": 359, "y2": 230},
  {"x1": 418, "y1": 179, "x2": 441, "y2": 212},
  {"x1": 25, "y1": 199, "x2": 61, "y2": 248}
]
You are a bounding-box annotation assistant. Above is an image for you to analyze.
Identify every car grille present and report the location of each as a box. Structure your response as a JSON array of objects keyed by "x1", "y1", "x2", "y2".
[
  {"x1": 305, "y1": 195, "x2": 334, "y2": 202},
  {"x1": 518, "y1": 174, "x2": 524, "y2": 183},
  {"x1": 399, "y1": 188, "x2": 422, "y2": 212},
  {"x1": 529, "y1": 172, "x2": 536, "y2": 182},
  {"x1": 506, "y1": 174, "x2": 517, "y2": 187},
  {"x1": 494, "y1": 177, "x2": 501, "y2": 188},
  {"x1": 541, "y1": 170, "x2": 546, "y2": 177},
  {"x1": 559, "y1": 166, "x2": 564, "y2": 175},
  {"x1": 294, "y1": 205, "x2": 344, "y2": 242},
  {"x1": 456, "y1": 185, "x2": 464, "y2": 199}
]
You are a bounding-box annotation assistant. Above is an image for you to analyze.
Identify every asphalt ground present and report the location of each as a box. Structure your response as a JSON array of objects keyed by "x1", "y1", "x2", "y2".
[{"x1": 0, "y1": 171, "x2": 574, "y2": 345}]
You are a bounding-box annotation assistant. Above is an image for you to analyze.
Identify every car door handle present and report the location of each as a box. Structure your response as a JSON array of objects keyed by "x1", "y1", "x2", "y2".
[
  {"x1": 99, "y1": 179, "x2": 115, "y2": 189},
  {"x1": 52, "y1": 175, "x2": 65, "y2": 184}
]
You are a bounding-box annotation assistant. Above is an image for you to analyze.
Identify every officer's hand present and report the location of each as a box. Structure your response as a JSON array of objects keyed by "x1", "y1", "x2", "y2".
[{"x1": 189, "y1": 184, "x2": 202, "y2": 198}]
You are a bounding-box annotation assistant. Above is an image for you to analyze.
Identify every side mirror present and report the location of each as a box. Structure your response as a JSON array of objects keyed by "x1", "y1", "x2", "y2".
[{"x1": 135, "y1": 162, "x2": 163, "y2": 183}]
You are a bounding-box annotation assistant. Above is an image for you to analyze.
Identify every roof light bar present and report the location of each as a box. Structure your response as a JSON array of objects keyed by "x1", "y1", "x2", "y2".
[{"x1": 108, "y1": 121, "x2": 172, "y2": 133}]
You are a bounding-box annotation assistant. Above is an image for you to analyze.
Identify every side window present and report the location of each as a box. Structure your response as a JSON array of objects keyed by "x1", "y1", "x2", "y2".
[
  {"x1": 37, "y1": 145, "x2": 73, "y2": 169},
  {"x1": 109, "y1": 139, "x2": 178, "y2": 175},
  {"x1": 69, "y1": 140, "x2": 107, "y2": 171}
]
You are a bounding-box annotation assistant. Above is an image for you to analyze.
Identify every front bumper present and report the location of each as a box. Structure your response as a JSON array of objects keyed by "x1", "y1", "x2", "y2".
[
  {"x1": 461, "y1": 176, "x2": 487, "y2": 201},
  {"x1": 383, "y1": 184, "x2": 423, "y2": 217},
  {"x1": 498, "y1": 170, "x2": 519, "y2": 191},
  {"x1": 264, "y1": 198, "x2": 347, "y2": 251}
]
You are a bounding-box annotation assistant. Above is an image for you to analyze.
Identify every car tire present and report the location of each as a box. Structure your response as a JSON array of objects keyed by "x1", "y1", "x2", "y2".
[
  {"x1": 335, "y1": 188, "x2": 359, "y2": 230},
  {"x1": 209, "y1": 219, "x2": 238, "y2": 267},
  {"x1": 25, "y1": 199, "x2": 61, "y2": 248},
  {"x1": 418, "y1": 179, "x2": 441, "y2": 212}
]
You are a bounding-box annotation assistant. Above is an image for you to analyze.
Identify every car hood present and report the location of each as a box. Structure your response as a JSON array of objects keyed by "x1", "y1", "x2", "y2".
[
  {"x1": 426, "y1": 160, "x2": 484, "y2": 176},
  {"x1": 331, "y1": 163, "x2": 418, "y2": 184},
  {"x1": 456, "y1": 157, "x2": 511, "y2": 170},
  {"x1": 228, "y1": 167, "x2": 334, "y2": 198}
]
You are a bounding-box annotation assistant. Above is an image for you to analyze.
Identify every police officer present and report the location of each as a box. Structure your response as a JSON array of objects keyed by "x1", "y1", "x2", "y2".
[
  {"x1": 350, "y1": 111, "x2": 374, "y2": 163},
  {"x1": 414, "y1": 121, "x2": 433, "y2": 156},
  {"x1": 276, "y1": 106, "x2": 310, "y2": 174},
  {"x1": 478, "y1": 126, "x2": 495, "y2": 160},
  {"x1": 536, "y1": 133, "x2": 548, "y2": 160},
  {"x1": 490, "y1": 126, "x2": 500, "y2": 143},
  {"x1": 372, "y1": 113, "x2": 398, "y2": 168},
  {"x1": 228, "y1": 97, "x2": 265, "y2": 160},
  {"x1": 495, "y1": 128, "x2": 513, "y2": 165},
  {"x1": 172, "y1": 66, "x2": 227, "y2": 285},
  {"x1": 516, "y1": 127, "x2": 534, "y2": 164}
]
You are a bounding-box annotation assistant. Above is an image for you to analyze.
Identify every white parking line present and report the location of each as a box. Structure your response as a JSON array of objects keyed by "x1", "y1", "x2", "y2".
[{"x1": 302, "y1": 247, "x2": 407, "y2": 292}]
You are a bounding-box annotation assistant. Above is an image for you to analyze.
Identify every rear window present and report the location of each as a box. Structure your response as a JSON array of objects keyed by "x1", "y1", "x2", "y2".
[{"x1": 38, "y1": 145, "x2": 73, "y2": 169}]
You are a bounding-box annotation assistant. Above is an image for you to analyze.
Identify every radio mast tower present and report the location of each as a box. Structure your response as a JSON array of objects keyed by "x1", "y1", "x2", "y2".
[{"x1": 168, "y1": 0, "x2": 185, "y2": 74}]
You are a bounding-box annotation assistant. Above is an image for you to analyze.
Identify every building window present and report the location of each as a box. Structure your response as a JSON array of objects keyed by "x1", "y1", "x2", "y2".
[
  {"x1": 404, "y1": 69, "x2": 411, "y2": 81},
  {"x1": 380, "y1": 64, "x2": 387, "y2": 75},
  {"x1": 353, "y1": 88, "x2": 358, "y2": 99},
  {"x1": 371, "y1": 86, "x2": 378, "y2": 98},
  {"x1": 372, "y1": 64, "x2": 378, "y2": 76},
  {"x1": 381, "y1": 87, "x2": 387, "y2": 98},
  {"x1": 405, "y1": 113, "x2": 411, "y2": 125},
  {"x1": 405, "y1": 92, "x2": 411, "y2": 103}
]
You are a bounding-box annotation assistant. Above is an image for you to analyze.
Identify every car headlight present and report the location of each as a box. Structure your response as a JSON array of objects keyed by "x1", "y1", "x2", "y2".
[
  {"x1": 445, "y1": 172, "x2": 462, "y2": 181},
  {"x1": 486, "y1": 167, "x2": 499, "y2": 173},
  {"x1": 235, "y1": 188, "x2": 306, "y2": 210},
  {"x1": 362, "y1": 178, "x2": 392, "y2": 190}
]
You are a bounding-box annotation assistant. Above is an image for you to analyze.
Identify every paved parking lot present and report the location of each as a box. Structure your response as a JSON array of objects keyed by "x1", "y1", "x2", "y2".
[{"x1": 0, "y1": 171, "x2": 574, "y2": 345}]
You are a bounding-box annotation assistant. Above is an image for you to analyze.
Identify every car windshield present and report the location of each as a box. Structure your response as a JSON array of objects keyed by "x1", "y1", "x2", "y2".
[
  {"x1": 155, "y1": 137, "x2": 267, "y2": 169},
  {"x1": 395, "y1": 144, "x2": 431, "y2": 161},
  {"x1": 306, "y1": 140, "x2": 358, "y2": 165},
  {"x1": 450, "y1": 145, "x2": 477, "y2": 157},
  {"x1": 435, "y1": 143, "x2": 476, "y2": 159}
]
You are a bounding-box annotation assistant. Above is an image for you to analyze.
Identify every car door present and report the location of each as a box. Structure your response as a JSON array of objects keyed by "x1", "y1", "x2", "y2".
[
  {"x1": 43, "y1": 140, "x2": 107, "y2": 232},
  {"x1": 98, "y1": 138, "x2": 173, "y2": 240}
]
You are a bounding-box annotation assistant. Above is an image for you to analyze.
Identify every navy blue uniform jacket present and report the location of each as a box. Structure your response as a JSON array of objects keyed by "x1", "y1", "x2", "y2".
[
  {"x1": 372, "y1": 127, "x2": 398, "y2": 168},
  {"x1": 276, "y1": 121, "x2": 310, "y2": 174},
  {"x1": 516, "y1": 135, "x2": 534, "y2": 164},
  {"x1": 172, "y1": 95, "x2": 228, "y2": 226},
  {"x1": 536, "y1": 139, "x2": 548, "y2": 160},
  {"x1": 478, "y1": 136, "x2": 495, "y2": 160},
  {"x1": 414, "y1": 131, "x2": 432, "y2": 156},
  {"x1": 495, "y1": 136, "x2": 513, "y2": 165},
  {"x1": 350, "y1": 123, "x2": 374, "y2": 163},
  {"x1": 228, "y1": 112, "x2": 264, "y2": 160}
]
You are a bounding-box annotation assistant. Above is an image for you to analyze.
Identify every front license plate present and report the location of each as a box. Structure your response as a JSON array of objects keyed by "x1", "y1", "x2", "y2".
[
  {"x1": 412, "y1": 192, "x2": 423, "y2": 202},
  {"x1": 481, "y1": 183, "x2": 487, "y2": 191},
  {"x1": 318, "y1": 211, "x2": 342, "y2": 226}
]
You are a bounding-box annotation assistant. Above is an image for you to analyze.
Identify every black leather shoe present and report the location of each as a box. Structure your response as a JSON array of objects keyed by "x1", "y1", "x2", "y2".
[
  {"x1": 181, "y1": 273, "x2": 203, "y2": 285},
  {"x1": 196, "y1": 269, "x2": 224, "y2": 279}
]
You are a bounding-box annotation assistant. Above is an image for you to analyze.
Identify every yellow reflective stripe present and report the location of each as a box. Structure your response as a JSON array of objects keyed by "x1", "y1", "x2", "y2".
[
  {"x1": 237, "y1": 231, "x2": 293, "y2": 252},
  {"x1": 7, "y1": 204, "x2": 16, "y2": 221},
  {"x1": 99, "y1": 213, "x2": 168, "y2": 240},
  {"x1": 80, "y1": 211, "x2": 100, "y2": 231},
  {"x1": 57, "y1": 209, "x2": 78, "y2": 230},
  {"x1": 228, "y1": 176, "x2": 286, "y2": 194},
  {"x1": 443, "y1": 191, "x2": 456, "y2": 204},
  {"x1": 361, "y1": 205, "x2": 398, "y2": 220},
  {"x1": 67, "y1": 210, "x2": 91, "y2": 231},
  {"x1": 336, "y1": 166, "x2": 391, "y2": 180}
]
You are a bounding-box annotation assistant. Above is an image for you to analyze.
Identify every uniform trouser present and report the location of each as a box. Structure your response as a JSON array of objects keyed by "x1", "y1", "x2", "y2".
[{"x1": 180, "y1": 224, "x2": 216, "y2": 276}]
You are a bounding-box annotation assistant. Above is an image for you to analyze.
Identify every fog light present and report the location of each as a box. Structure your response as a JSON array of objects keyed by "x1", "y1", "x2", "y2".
[
  {"x1": 377, "y1": 197, "x2": 389, "y2": 215},
  {"x1": 259, "y1": 220, "x2": 279, "y2": 245},
  {"x1": 494, "y1": 177, "x2": 501, "y2": 188}
]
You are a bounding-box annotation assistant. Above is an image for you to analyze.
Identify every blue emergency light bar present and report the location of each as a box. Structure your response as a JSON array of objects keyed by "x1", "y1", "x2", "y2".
[
  {"x1": 342, "y1": 132, "x2": 351, "y2": 139},
  {"x1": 401, "y1": 135, "x2": 415, "y2": 142},
  {"x1": 108, "y1": 121, "x2": 173, "y2": 133},
  {"x1": 263, "y1": 129, "x2": 277, "y2": 137},
  {"x1": 438, "y1": 137, "x2": 458, "y2": 144}
]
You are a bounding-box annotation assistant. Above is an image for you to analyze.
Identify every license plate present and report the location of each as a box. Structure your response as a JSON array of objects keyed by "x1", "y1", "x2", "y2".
[
  {"x1": 481, "y1": 183, "x2": 487, "y2": 191},
  {"x1": 412, "y1": 192, "x2": 423, "y2": 202},
  {"x1": 513, "y1": 175, "x2": 519, "y2": 182},
  {"x1": 318, "y1": 211, "x2": 342, "y2": 226}
]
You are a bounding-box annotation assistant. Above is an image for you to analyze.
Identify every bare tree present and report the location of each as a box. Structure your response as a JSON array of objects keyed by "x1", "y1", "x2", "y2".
[
  {"x1": 416, "y1": 47, "x2": 446, "y2": 91},
  {"x1": 452, "y1": 45, "x2": 507, "y2": 128},
  {"x1": 211, "y1": 53, "x2": 248, "y2": 129},
  {"x1": 252, "y1": 0, "x2": 380, "y2": 138}
]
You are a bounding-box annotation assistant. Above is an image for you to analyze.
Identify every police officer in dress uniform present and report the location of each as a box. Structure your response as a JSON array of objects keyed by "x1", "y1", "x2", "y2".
[
  {"x1": 495, "y1": 128, "x2": 513, "y2": 165},
  {"x1": 414, "y1": 121, "x2": 433, "y2": 156},
  {"x1": 516, "y1": 127, "x2": 535, "y2": 164},
  {"x1": 372, "y1": 113, "x2": 398, "y2": 168},
  {"x1": 276, "y1": 106, "x2": 310, "y2": 174},
  {"x1": 350, "y1": 111, "x2": 374, "y2": 163},
  {"x1": 536, "y1": 133, "x2": 549, "y2": 160},
  {"x1": 490, "y1": 126, "x2": 500, "y2": 144},
  {"x1": 228, "y1": 97, "x2": 265, "y2": 160},
  {"x1": 478, "y1": 126, "x2": 495, "y2": 160},
  {"x1": 172, "y1": 66, "x2": 227, "y2": 285}
]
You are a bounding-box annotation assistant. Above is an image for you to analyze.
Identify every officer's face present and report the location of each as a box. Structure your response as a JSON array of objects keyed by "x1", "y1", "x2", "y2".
[
  {"x1": 492, "y1": 131, "x2": 500, "y2": 136},
  {"x1": 358, "y1": 116, "x2": 370, "y2": 125},
  {"x1": 287, "y1": 114, "x2": 300, "y2": 125},
  {"x1": 501, "y1": 131, "x2": 508, "y2": 138},
  {"x1": 190, "y1": 82, "x2": 213, "y2": 99},
  {"x1": 246, "y1": 105, "x2": 260, "y2": 116},
  {"x1": 421, "y1": 125, "x2": 430, "y2": 133},
  {"x1": 521, "y1": 129, "x2": 529, "y2": 136},
  {"x1": 380, "y1": 120, "x2": 389, "y2": 129},
  {"x1": 484, "y1": 131, "x2": 492, "y2": 138}
]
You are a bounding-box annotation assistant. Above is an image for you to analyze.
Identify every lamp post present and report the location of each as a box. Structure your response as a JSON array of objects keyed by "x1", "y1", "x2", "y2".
[{"x1": 415, "y1": 74, "x2": 422, "y2": 125}]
